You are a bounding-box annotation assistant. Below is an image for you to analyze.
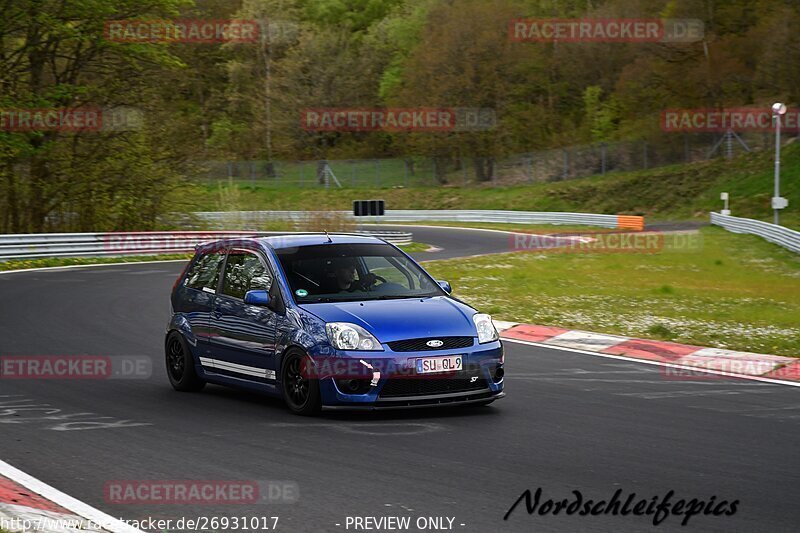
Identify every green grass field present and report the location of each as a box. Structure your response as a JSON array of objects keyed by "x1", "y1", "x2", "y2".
[
  {"x1": 423, "y1": 227, "x2": 800, "y2": 357},
  {"x1": 179, "y1": 143, "x2": 800, "y2": 228}
]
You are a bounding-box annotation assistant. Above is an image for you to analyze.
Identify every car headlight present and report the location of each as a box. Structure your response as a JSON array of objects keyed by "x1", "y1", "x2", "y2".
[
  {"x1": 473, "y1": 313, "x2": 499, "y2": 343},
  {"x1": 325, "y1": 322, "x2": 383, "y2": 351}
]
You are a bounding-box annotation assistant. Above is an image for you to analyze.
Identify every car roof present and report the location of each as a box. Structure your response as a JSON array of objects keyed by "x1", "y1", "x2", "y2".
[
  {"x1": 262, "y1": 233, "x2": 386, "y2": 250},
  {"x1": 198, "y1": 233, "x2": 388, "y2": 252}
]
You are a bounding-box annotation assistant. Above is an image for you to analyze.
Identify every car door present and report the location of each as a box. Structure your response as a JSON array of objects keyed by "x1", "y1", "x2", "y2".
[
  {"x1": 208, "y1": 247, "x2": 279, "y2": 384},
  {"x1": 180, "y1": 250, "x2": 225, "y2": 355}
]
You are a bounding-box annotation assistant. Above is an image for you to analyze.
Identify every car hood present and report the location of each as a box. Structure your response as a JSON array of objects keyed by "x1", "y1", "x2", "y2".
[{"x1": 299, "y1": 296, "x2": 477, "y2": 343}]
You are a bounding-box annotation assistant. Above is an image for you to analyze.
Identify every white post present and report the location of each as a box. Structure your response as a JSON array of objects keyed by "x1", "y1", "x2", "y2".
[
  {"x1": 774, "y1": 113, "x2": 781, "y2": 225},
  {"x1": 720, "y1": 192, "x2": 730, "y2": 216},
  {"x1": 772, "y1": 103, "x2": 788, "y2": 225}
]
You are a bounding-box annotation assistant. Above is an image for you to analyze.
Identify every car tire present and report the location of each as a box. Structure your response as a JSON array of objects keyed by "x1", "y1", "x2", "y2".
[
  {"x1": 165, "y1": 330, "x2": 206, "y2": 392},
  {"x1": 281, "y1": 349, "x2": 321, "y2": 416}
]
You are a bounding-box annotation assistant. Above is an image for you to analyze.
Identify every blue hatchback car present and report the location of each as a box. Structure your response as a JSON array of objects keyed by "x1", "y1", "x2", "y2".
[{"x1": 166, "y1": 234, "x2": 505, "y2": 415}]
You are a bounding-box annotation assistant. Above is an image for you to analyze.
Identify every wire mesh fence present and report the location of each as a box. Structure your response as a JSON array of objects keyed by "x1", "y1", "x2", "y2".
[{"x1": 193, "y1": 132, "x2": 786, "y2": 189}]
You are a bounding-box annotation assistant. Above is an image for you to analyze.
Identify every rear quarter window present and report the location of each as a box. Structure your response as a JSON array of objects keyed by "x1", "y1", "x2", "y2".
[{"x1": 185, "y1": 251, "x2": 225, "y2": 292}]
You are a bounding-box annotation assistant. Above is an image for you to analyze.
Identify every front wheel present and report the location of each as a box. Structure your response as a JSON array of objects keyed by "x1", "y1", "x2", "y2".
[
  {"x1": 165, "y1": 331, "x2": 206, "y2": 392},
  {"x1": 281, "y1": 350, "x2": 321, "y2": 416}
]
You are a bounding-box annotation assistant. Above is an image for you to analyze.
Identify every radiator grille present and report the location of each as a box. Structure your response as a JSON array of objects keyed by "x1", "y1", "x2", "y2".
[{"x1": 387, "y1": 336, "x2": 473, "y2": 352}]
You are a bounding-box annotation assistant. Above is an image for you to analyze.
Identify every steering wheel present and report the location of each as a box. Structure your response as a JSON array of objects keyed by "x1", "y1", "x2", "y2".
[{"x1": 351, "y1": 273, "x2": 386, "y2": 291}]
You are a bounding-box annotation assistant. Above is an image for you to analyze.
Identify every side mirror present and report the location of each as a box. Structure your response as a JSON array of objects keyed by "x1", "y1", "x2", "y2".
[
  {"x1": 437, "y1": 280, "x2": 452, "y2": 294},
  {"x1": 244, "y1": 289, "x2": 270, "y2": 306}
]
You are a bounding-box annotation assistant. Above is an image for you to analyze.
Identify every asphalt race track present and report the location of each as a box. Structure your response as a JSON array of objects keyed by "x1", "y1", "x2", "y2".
[
  {"x1": 1, "y1": 227, "x2": 798, "y2": 532},
  {"x1": 371, "y1": 224, "x2": 515, "y2": 259}
]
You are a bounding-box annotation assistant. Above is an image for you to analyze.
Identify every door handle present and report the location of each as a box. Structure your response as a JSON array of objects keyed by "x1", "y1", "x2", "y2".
[{"x1": 212, "y1": 310, "x2": 222, "y2": 319}]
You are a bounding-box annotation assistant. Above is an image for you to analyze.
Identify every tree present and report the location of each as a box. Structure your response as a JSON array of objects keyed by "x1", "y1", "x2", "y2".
[{"x1": 0, "y1": 0, "x2": 192, "y2": 232}]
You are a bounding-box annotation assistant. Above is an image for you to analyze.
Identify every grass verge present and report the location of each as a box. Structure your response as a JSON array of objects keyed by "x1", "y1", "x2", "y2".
[
  {"x1": 398, "y1": 242, "x2": 434, "y2": 253},
  {"x1": 423, "y1": 227, "x2": 800, "y2": 357},
  {"x1": 0, "y1": 254, "x2": 193, "y2": 272}
]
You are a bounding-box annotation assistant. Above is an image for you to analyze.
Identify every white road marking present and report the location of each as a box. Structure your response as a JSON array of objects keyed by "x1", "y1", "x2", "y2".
[
  {"x1": 544, "y1": 330, "x2": 629, "y2": 352},
  {"x1": 617, "y1": 389, "x2": 779, "y2": 399},
  {"x1": 0, "y1": 459, "x2": 143, "y2": 533},
  {"x1": 502, "y1": 337, "x2": 800, "y2": 388},
  {"x1": 0, "y1": 397, "x2": 150, "y2": 431}
]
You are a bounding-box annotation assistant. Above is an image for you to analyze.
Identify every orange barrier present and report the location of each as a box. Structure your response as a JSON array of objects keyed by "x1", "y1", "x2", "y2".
[{"x1": 616, "y1": 215, "x2": 645, "y2": 231}]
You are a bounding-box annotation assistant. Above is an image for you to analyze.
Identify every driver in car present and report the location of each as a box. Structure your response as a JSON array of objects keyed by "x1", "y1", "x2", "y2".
[{"x1": 329, "y1": 257, "x2": 381, "y2": 292}]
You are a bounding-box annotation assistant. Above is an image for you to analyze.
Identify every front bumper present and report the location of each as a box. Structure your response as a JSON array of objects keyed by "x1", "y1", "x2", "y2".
[
  {"x1": 323, "y1": 391, "x2": 505, "y2": 411},
  {"x1": 314, "y1": 340, "x2": 504, "y2": 409}
]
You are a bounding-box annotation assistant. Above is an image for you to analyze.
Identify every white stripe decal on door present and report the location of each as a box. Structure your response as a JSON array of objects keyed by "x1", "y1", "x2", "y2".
[{"x1": 200, "y1": 357, "x2": 275, "y2": 380}]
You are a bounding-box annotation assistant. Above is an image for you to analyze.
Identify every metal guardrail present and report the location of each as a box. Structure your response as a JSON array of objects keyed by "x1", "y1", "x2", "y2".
[
  {"x1": 194, "y1": 210, "x2": 644, "y2": 230},
  {"x1": 0, "y1": 230, "x2": 413, "y2": 260},
  {"x1": 710, "y1": 212, "x2": 800, "y2": 253},
  {"x1": 1, "y1": 209, "x2": 640, "y2": 261},
  {"x1": 354, "y1": 230, "x2": 411, "y2": 245}
]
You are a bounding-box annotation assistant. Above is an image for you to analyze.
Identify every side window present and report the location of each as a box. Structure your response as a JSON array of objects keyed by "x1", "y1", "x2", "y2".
[
  {"x1": 185, "y1": 252, "x2": 224, "y2": 292},
  {"x1": 221, "y1": 250, "x2": 272, "y2": 300}
]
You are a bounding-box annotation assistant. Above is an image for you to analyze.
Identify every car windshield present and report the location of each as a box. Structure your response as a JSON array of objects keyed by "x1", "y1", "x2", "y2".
[{"x1": 275, "y1": 243, "x2": 443, "y2": 303}]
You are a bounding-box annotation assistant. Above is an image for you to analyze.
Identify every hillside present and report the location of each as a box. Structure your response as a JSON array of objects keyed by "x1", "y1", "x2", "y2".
[{"x1": 181, "y1": 143, "x2": 800, "y2": 228}]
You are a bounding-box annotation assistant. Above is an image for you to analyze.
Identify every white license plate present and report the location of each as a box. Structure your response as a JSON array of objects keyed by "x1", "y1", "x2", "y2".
[{"x1": 415, "y1": 355, "x2": 463, "y2": 374}]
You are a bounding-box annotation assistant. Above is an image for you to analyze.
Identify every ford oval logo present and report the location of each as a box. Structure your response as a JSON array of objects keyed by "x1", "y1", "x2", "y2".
[{"x1": 426, "y1": 339, "x2": 444, "y2": 348}]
